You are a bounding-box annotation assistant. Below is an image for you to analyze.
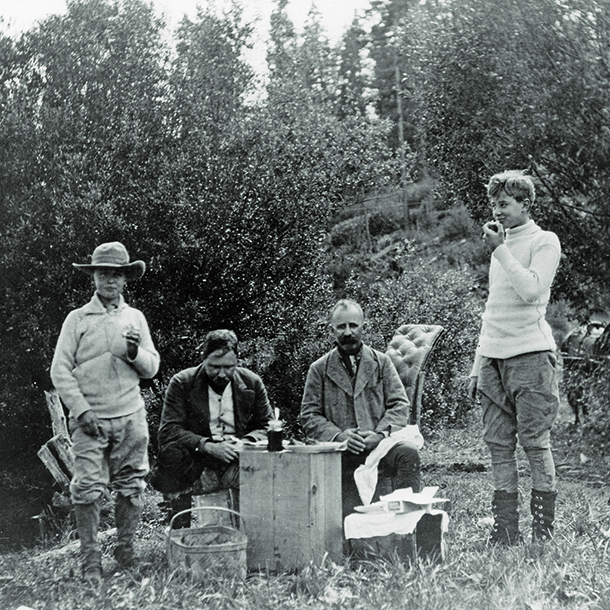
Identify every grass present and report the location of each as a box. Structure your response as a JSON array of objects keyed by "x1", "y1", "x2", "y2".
[{"x1": 2, "y1": 412, "x2": 610, "y2": 610}]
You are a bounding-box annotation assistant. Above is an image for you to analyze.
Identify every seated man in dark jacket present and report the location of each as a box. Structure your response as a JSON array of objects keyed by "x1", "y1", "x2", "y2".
[{"x1": 152, "y1": 329, "x2": 273, "y2": 523}]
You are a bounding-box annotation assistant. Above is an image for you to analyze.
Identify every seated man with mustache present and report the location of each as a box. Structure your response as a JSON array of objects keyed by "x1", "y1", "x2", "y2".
[
  {"x1": 300, "y1": 299, "x2": 421, "y2": 517},
  {"x1": 152, "y1": 329, "x2": 273, "y2": 526}
]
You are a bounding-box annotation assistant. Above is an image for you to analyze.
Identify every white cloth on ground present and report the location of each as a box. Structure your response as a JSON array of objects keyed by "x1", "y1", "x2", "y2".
[
  {"x1": 344, "y1": 487, "x2": 449, "y2": 539},
  {"x1": 344, "y1": 508, "x2": 449, "y2": 539}
]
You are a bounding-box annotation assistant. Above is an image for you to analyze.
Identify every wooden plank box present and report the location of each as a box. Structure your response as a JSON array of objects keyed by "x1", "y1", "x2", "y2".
[
  {"x1": 37, "y1": 435, "x2": 74, "y2": 492},
  {"x1": 239, "y1": 450, "x2": 342, "y2": 572}
]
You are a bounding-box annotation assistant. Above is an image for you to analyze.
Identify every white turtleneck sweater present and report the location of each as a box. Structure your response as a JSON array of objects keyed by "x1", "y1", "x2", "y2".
[{"x1": 471, "y1": 219, "x2": 561, "y2": 377}]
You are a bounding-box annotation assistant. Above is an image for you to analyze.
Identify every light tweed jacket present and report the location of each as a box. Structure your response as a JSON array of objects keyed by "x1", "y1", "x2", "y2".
[{"x1": 300, "y1": 344, "x2": 410, "y2": 442}]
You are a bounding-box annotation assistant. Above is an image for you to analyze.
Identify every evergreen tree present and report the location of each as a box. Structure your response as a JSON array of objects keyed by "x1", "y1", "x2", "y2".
[
  {"x1": 267, "y1": 0, "x2": 298, "y2": 84},
  {"x1": 367, "y1": 0, "x2": 417, "y2": 148},
  {"x1": 337, "y1": 17, "x2": 370, "y2": 118},
  {"x1": 296, "y1": 5, "x2": 338, "y2": 105}
]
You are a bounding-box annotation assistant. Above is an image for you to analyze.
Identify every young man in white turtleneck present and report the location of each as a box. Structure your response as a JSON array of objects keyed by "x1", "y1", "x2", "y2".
[{"x1": 468, "y1": 170, "x2": 561, "y2": 546}]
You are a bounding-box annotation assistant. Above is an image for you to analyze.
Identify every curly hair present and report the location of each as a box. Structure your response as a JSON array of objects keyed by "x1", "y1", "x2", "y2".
[
  {"x1": 486, "y1": 170, "x2": 535, "y2": 204},
  {"x1": 198, "y1": 329, "x2": 239, "y2": 360}
]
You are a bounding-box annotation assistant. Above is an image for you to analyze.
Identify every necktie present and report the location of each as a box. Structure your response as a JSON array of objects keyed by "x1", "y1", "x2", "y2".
[{"x1": 344, "y1": 354, "x2": 353, "y2": 376}]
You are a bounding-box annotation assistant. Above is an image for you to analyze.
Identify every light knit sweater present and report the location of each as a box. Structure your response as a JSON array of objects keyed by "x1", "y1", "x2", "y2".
[
  {"x1": 51, "y1": 293, "x2": 160, "y2": 420},
  {"x1": 471, "y1": 219, "x2": 561, "y2": 377}
]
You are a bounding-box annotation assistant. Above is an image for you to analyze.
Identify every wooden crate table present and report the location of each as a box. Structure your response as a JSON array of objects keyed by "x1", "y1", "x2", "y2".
[{"x1": 239, "y1": 448, "x2": 342, "y2": 572}]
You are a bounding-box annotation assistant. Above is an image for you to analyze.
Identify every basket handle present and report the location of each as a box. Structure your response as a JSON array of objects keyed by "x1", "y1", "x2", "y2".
[{"x1": 168, "y1": 506, "x2": 246, "y2": 533}]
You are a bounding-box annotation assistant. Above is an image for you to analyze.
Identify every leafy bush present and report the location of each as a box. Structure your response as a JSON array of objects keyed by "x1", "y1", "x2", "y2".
[
  {"x1": 342, "y1": 256, "x2": 482, "y2": 433},
  {"x1": 564, "y1": 360, "x2": 610, "y2": 452},
  {"x1": 330, "y1": 211, "x2": 400, "y2": 248},
  {"x1": 258, "y1": 281, "x2": 336, "y2": 440},
  {"x1": 440, "y1": 205, "x2": 480, "y2": 242},
  {"x1": 329, "y1": 215, "x2": 369, "y2": 248}
]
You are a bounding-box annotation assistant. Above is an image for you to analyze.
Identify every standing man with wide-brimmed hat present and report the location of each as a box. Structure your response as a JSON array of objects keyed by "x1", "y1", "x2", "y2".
[{"x1": 51, "y1": 242, "x2": 160, "y2": 591}]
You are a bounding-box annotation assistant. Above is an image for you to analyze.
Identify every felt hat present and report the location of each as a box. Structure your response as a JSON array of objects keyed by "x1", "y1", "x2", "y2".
[{"x1": 73, "y1": 242, "x2": 145, "y2": 280}]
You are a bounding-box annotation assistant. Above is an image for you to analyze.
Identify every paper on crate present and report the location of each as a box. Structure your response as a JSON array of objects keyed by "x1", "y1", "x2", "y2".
[
  {"x1": 345, "y1": 486, "x2": 449, "y2": 540},
  {"x1": 381, "y1": 486, "x2": 449, "y2": 514}
]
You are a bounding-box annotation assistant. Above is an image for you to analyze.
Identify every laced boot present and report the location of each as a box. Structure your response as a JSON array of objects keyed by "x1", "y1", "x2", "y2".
[
  {"x1": 74, "y1": 501, "x2": 103, "y2": 591},
  {"x1": 114, "y1": 494, "x2": 143, "y2": 569},
  {"x1": 489, "y1": 490, "x2": 521, "y2": 546},
  {"x1": 531, "y1": 489, "x2": 557, "y2": 542},
  {"x1": 82, "y1": 551, "x2": 103, "y2": 592}
]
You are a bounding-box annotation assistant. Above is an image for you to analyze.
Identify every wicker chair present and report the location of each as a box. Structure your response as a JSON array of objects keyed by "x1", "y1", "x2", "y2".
[{"x1": 385, "y1": 324, "x2": 445, "y2": 426}]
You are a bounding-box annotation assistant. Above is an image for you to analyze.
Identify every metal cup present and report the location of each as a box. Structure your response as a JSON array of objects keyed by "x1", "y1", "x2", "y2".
[{"x1": 267, "y1": 429, "x2": 283, "y2": 452}]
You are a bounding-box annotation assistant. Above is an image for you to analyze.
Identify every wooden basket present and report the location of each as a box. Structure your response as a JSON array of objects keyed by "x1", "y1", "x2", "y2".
[{"x1": 167, "y1": 507, "x2": 247, "y2": 581}]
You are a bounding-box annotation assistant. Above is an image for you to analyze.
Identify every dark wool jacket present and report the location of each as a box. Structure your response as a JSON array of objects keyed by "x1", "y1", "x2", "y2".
[
  {"x1": 152, "y1": 364, "x2": 273, "y2": 493},
  {"x1": 158, "y1": 363, "x2": 273, "y2": 452}
]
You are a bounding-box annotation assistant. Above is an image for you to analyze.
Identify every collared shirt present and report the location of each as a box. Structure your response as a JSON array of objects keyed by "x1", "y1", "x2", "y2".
[
  {"x1": 208, "y1": 384, "x2": 236, "y2": 441},
  {"x1": 338, "y1": 345, "x2": 362, "y2": 379}
]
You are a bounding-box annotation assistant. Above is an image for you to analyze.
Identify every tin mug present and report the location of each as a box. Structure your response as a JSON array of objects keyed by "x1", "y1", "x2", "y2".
[{"x1": 268, "y1": 429, "x2": 283, "y2": 452}]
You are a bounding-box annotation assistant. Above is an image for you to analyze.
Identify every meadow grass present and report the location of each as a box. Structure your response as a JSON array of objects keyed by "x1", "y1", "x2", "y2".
[{"x1": 2, "y1": 413, "x2": 610, "y2": 610}]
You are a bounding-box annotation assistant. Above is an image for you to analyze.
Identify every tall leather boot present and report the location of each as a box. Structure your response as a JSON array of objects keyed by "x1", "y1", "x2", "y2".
[
  {"x1": 74, "y1": 501, "x2": 102, "y2": 590},
  {"x1": 114, "y1": 494, "x2": 143, "y2": 569},
  {"x1": 490, "y1": 490, "x2": 521, "y2": 546},
  {"x1": 531, "y1": 489, "x2": 557, "y2": 542}
]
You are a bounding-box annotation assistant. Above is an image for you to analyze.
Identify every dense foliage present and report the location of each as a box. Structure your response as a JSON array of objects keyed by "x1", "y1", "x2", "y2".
[
  {"x1": 406, "y1": 0, "x2": 610, "y2": 311},
  {"x1": 0, "y1": 0, "x2": 397, "y2": 454},
  {"x1": 2, "y1": 0, "x2": 609, "y2": 461},
  {"x1": 576, "y1": 362, "x2": 610, "y2": 452}
]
